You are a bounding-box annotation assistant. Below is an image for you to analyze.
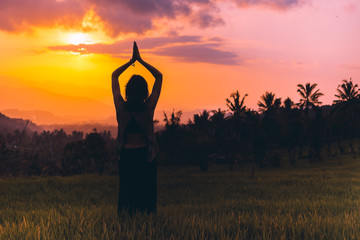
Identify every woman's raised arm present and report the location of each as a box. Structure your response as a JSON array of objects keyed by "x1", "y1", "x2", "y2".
[
  {"x1": 132, "y1": 42, "x2": 163, "y2": 109},
  {"x1": 111, "y1": 59, "x2": 135, "y2": 111},
  {"x1": 141, "y1": 59, "x2": 163, "y2": 110}
]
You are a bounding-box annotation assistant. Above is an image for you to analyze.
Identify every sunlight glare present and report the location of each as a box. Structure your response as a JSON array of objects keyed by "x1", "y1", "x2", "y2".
[{"x1": 66, "y1": 32, "x2": 93, "y2": 45}]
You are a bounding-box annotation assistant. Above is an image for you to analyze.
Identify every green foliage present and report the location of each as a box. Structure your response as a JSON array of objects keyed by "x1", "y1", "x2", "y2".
[{"x1": 2, "y1": 162, "x2": 360, "y2": 239}]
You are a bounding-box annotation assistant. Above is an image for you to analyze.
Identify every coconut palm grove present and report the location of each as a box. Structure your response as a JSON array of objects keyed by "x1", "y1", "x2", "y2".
[{"x1": 1, "y1": 78, "x2": 359, "y2": 175}]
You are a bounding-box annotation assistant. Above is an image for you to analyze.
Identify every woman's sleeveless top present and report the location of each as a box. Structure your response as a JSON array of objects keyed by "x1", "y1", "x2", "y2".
[
  {"x1": 116, "y1": 103, "x2": 159, "y2": 162},
  {"x1": 125, "y1": 118, "x2": 143, "y2": 134}
]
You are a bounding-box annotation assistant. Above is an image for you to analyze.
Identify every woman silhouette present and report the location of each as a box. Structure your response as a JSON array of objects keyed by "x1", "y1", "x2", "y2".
[{"x1": 112, "y1": 42, "x2": 162, "y2": 214}]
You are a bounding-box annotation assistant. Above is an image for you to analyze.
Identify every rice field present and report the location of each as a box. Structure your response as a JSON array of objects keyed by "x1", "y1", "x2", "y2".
[{"x1": 1, "y1": 157, "x2": 360, "y2": 239}]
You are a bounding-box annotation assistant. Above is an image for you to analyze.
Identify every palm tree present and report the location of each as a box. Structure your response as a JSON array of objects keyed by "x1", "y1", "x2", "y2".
[
  {"x1": 192, "y1": 110, "x2": 211, "y2": 135},
  {"x1": 334, "y1": 78, "x2": 360, "y2": 103},
  {"x1": 258, "y1": 91, "x2": 281, "y2": 113},
  {"x1": 283, "y1": 97, "x2": 294, "y2": 111},
  {"x1": 163, "y1": 109, "x2": 182, "y2": 127},
  {"x1": 210, "y1": 108, "x2": 226, "y2": 140},
  {"x1": 210, "y1": 108, "x2": 226, "y2": 125},
  {"x1": 297, "y1": 83, "x2": 323, "y2": 118},
  {"x1": 333, "y1": 78, "x2": 360, "y2": 154},
  {"x1": 226, "y1": 91, "x2": 247, "y2": 116}
]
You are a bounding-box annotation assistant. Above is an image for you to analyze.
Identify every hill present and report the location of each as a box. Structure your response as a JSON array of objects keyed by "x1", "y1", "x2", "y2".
[
  {"x1": 0, "y1": 112, "x2": 43, "y2": 134},
  {"x1": 0, "y1": 86, "x2": 113, "y2": 123},
  {"x1": 1, "y1": 109, "x2": 72, "y2": 125}
]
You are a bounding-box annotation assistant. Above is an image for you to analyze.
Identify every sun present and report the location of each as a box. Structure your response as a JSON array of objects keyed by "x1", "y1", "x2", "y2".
[{"x1": 66, "y1": 32, "x2": 93, "y2": 45}]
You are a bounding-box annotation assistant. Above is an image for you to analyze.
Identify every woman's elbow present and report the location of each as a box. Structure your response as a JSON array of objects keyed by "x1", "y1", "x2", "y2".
[{"x1": 111, "y1": 72, "x2": 117, "y2": 80}]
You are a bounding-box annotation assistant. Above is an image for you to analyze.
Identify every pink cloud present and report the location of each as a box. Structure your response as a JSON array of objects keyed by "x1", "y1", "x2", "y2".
[
  {"x1": 343, "y1": 3, "x2": 358, "y2": 14},
  {"x1": 153, "y1": 43, "x2": 238, "y2": 65}
]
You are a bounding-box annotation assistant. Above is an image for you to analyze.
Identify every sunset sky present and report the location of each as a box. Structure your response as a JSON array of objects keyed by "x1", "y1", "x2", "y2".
[{"x1": 0, "y1": 0, "x2": 359, "y2": 125}]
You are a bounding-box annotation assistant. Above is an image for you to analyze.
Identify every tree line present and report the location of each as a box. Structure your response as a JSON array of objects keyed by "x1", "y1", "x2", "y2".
[
  {"x1": 156, "y1": 79, "x2": 360, "y2": 170},
  {"x1": 0, "y1": 78, "x2": 359, "y2": 176}
]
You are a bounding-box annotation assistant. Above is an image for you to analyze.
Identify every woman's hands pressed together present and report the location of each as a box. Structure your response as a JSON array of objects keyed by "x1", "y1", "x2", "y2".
[
  {"x1": 112, "y1": 41, "x2": 163, "y2": 110},
  {"x1": 131, "y1": 41, "x2": 142, "y2": 64}
]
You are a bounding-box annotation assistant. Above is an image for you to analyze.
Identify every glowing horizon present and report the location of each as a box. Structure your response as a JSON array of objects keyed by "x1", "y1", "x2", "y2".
[{"x1": 0, "y1": 0, "x2": 359, "y2": 125}]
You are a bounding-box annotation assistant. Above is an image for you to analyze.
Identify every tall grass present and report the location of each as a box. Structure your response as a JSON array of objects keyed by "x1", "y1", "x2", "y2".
[{"x1": 1, "y1": 157, "x2": 360, "y2": 239}]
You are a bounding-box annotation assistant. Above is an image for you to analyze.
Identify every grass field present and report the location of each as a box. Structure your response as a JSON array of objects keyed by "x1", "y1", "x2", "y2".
[{"x1": 1, "y1": 156, "x2": 360, "y2": 239}]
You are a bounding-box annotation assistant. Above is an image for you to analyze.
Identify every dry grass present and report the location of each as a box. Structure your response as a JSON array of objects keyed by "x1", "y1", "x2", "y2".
[{"x1": 1, "y1": 157, "x2": 360, "y2": 239}]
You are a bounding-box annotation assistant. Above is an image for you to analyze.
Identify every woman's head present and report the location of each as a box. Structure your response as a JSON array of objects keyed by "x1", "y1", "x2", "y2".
[{"x1": 125, "y1": 75, "x2": 149, "y2": 110}]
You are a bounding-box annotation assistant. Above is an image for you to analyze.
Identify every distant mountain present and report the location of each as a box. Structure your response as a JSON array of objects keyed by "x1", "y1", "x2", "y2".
[
  {"x1": 1, "y1": 107, "x2": 200, "y2": 138},
  {"x1": 0, "y1": 112, "x2": 43, "y2": 134},
  {"x1": 99, "y1": 115, "x2": 117, "y2": 125},
  {"x1": 1, "y1": 109, "x2": 72, "y2": 125},
  {"x1": 2, "y1": 108, "x2": 119, "y2": 125},
  {"x1": 0, "y1": 85, "x2": 114, "y2": 122},
  {"x1": 1, "y1": 107, "x2": 203, "y2": 126}
]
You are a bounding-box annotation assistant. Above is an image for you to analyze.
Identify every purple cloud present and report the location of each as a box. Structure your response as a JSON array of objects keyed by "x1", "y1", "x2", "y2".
[
  {"x1": 0, "y1": 0, "x2": 307, "y2": 36},
  {"x1": 49, "y1": 35, "x2": 238, "y2": 65},
  {"x1": 232, "y1": 0, "x2": 307, "y2": 10},
  {"x1": 153, "y1": 43, "x2": 238, "y2": 65},
  {"x1": 189, "y1": 7, "x2": 225, "y2": 28},
  {"x1": 87, "y1": 0, "x2": 226, "y2": 36},
  {"x1": 0, "y1": 0, "x2": 223, "y2": 36}
]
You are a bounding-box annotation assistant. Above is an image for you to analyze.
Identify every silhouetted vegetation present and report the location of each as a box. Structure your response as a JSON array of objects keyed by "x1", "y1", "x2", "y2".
[
  {"x1": 0, "y1": 128, "x2": 117, "y2": 176},
  {"x1": 1, "y1": 78, "x2": 360, "y2": 176}
]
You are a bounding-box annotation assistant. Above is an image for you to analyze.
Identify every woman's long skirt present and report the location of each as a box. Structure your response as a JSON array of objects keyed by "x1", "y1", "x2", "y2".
[{"x1": 118, "y1": 147, "x2": 157, "y2": 215}]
